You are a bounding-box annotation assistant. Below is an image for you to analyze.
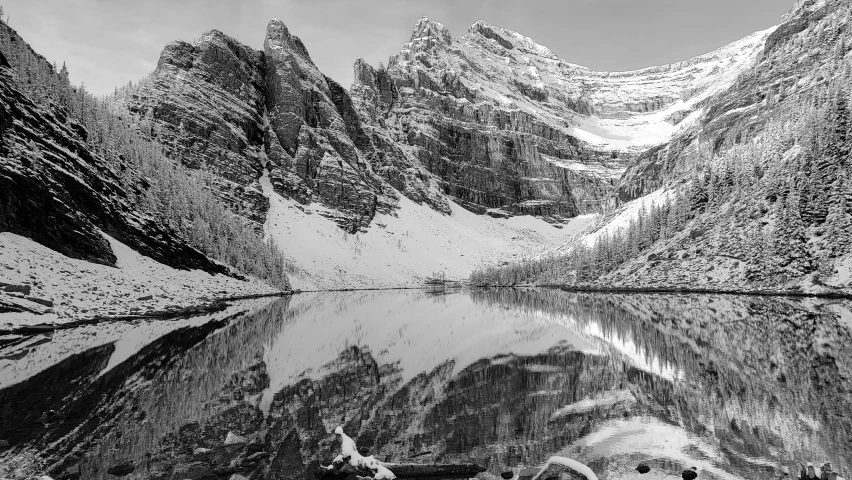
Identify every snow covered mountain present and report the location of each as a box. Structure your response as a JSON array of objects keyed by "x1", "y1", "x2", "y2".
[
  {"x1": 104, "y1": 9, "x2": 802, "y2": 289},
  {"x1": 352, "y1": 16, "x2": 771, "y2": 216},
  {"x1": 3, "y1": 0, "x2": 848, "y2": 294},
  {"x1": 475, "y1": 0, "x2": 852, "y2": 295}
]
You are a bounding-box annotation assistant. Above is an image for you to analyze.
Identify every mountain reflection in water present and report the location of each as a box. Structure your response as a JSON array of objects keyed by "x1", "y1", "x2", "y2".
[{"x1": 0, "y1": 290, "x2": 850, "y2": 480}]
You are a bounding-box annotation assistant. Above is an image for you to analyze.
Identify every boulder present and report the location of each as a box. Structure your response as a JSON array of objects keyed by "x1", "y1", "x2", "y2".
[
  {"x1": 518, "y1": 467, "x2": 541, "y2": 480},
  {"x1": 636, "y1": 464, "x2": 650, "y2": 474},
  {"x1": 3, "y1": 284, "x2": 31, "y2": 295},
  {"x1": 170, "y1": 461, "x2": 215, "y2": 480},
  {"x1": 193, "y1": 447, "x2": 213, "y2": 457},
  {"x1": 106, "y1": 463, "x2": 135, "y2": 476},
  {"x1": 224, "y1": 432, "x2": 247, "y2": 446}
]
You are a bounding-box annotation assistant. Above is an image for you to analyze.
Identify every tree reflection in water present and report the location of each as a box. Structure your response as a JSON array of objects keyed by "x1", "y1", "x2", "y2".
[{"x1": 1, "y1": 290, "x2": 850, "y2": 480}]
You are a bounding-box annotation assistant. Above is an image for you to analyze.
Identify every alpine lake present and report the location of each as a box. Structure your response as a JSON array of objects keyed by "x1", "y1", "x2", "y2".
[{"x1": 1, "y1": 289, "x2": 851, "y2": 480}]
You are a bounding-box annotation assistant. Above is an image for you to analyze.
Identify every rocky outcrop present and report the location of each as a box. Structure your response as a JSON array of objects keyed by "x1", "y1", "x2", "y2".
[
  {"x1": 0, "y1": 47, "x2": 228, "y2": 274},
  {"x1": 263, "y1": 19, "x2": 394, "y2": 232},
  {"x1": 122, "y1": 20, "x2": 397, "y2": 233},
  {"x1": 123, "y1": 30, "x2": 270, "y2": 224}
]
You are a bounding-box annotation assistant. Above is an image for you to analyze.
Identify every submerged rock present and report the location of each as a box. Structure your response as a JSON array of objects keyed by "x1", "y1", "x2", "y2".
[
  {"x1": 501, "y1": 471, "x2": 514, "y2": 479},
  {"x1": 170, "y1": 461, "x2": 214, "y2": 480},
  {"x1": 106, "y1": 463, "x2": 135, "y2": 476},
  {"x1": 681, "y1": 467, "x2": 698, "y2": 480},
  {"x1": 636, "y1": 463, "x2": 650, "y2": 474},
  {"x1": 224, "y1": 431, "x2": 247, "y2": 445},
  {"x1": 193, "y1": 447, "x2": 213, "y2": 457},
  {"x1": 518, "y1": 467, "x2": 541, "y2": 480}
]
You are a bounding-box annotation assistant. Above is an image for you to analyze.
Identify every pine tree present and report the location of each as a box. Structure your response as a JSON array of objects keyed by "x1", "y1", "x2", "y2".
[{"x1": 825, "y1": 171, "x2": 852, "y2": 256}]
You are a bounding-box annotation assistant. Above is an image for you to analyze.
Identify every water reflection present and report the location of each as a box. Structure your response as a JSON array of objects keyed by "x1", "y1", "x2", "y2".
[{"x1": 0, "y1": 290, "x2": 850, "y2": 480}]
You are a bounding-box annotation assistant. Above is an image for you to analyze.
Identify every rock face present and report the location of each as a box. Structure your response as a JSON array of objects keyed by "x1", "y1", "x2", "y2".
[
  {"x1": 124, "y1": 30, "x2": 270, "y2": 224},
  {"x1": 0, "y1": 41, "x2": 227, "y2": 274},
  {"x1": 122, "y1": 20, "x2": 397, "y2": 232},
  {"x1": 348, "y1": 17, "x2": 768, "y2": 218},
  {"x1": 263, "y1": 19, "x2": 393, "y2": 232}
]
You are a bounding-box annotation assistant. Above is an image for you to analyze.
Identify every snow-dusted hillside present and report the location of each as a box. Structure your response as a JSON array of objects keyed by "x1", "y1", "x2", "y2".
[{"x1": 472, "y1": 0, "x2": 852, "y2": 294}]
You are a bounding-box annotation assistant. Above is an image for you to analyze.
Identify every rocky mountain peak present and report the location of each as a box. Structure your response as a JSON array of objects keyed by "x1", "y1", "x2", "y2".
[
  {"x1": 265, "y1": 18, "x2": 313, "y2": 64},
  {"x1": 467, "y1": 20, "x2": 558, "y2": 60},
  {"x1": 410, "y1": 16, "x2": 452, "y2": 44}
]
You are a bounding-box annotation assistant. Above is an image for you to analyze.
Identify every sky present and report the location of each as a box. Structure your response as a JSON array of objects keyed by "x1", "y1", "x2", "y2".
[{"x1": 1, "y1": 0, "x2": 792, "y2": 96}]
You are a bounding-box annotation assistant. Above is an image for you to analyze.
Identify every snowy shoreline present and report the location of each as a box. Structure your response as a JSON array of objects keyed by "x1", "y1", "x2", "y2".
[
  {"x1": 0, "y1": 232, "x2": 286, "y2": 332},
  {"x1": 0, "y1": 291, "x2": 292, "y2": 336}
]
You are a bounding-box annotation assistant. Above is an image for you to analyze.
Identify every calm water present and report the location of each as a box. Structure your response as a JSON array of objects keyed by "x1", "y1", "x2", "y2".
[{"x1": 1, "y1": 289, "x2": 851, "y2": 480}]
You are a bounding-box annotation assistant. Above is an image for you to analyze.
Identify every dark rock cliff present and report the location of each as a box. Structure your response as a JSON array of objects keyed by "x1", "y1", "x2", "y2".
[{"x1": 0, "y1": 47, "x2": 228, "y2": 274}]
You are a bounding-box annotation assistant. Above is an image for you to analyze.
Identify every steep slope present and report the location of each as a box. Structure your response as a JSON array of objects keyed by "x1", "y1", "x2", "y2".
[
  {"x1": 350, "y1": 17, "x2": 769, "y2": 218},
  {"x1": 617, "y1": 0, "x2": 849, "y2": 203},
  {"x1": 120, "y1": 20, "x2": 398, "y2": 233},
  {"x1": 0, "y1": 48, "x2": 224, "y2": 273},
  {"x1": 593, "y1": 0, "x2": 852, "y2": 293},
  {"x1": 0, "y1": 22, "x2": 288, "y2": 324},
  {"x1": 121, "y1": 30, "x2": 271, "y2": 224},
  {"x1": 474, "y1": 0, "x2": 852, "y2": 295}
]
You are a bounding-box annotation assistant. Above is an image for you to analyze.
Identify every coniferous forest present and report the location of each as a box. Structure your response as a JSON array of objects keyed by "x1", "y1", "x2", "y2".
[{"x1": 472, "y1": 6, "x2": 852, "y2": 291}]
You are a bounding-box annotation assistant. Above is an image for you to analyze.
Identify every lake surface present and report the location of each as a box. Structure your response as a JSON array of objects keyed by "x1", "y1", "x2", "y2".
[{"x1": 1, "y1": 289, "x2": 851, "y2": 480}]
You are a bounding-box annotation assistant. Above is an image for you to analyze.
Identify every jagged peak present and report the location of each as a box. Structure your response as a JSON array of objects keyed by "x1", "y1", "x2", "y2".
[
  {"x1": 265, "y1": 17, "x2": 313, "y2": 62},
  {"x1": 467, "y1": 20, "x2": 557, "y2": 59},
  {"x1": 353, "y1": 57, "x2": 377, "y2": 86},
  {"x1": 410, "y1": 16, "x2": 452, "y2": 44},
  {"x1": 194, "y1": 29, "x2": 252, "y2": 52}
]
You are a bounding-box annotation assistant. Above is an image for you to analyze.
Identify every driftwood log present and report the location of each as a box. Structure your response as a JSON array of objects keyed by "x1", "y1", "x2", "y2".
[{"x1": 316, "y1": 462, "x2": 487, "y2": 479}]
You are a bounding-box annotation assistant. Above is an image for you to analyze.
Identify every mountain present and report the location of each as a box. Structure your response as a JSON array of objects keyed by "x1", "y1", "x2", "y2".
[
  {"x1": 2, "y1": 0, "x2": 849, "y2": 295},
  {"x1": 0, "y1": 21, "x2": 290, "y2": 323},
  {"x1": 119, "y1": 21, "x2": 401, "y2": 233},
  {"x1": 473, "y1": 0, "x2": 852, "y2": 295},
  {"x1": 109, "y1": 9, "x2": 797, "y2": 290},
  {"x1": 351, "y1": 17, "x2": 769, "y2": 217},
  {"x1": 125, "y1": 13, "x2": 770, "y2": 225}
]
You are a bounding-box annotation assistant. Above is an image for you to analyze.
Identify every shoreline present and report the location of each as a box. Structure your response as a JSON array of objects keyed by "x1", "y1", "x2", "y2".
[
  {"x1": 5, "y1": 282, "x2": 852, "y2": 337},
  {"x1": 466, "y1": 283, "x2": 852, "y2": 300},
  {"x1": 0, "y1": 291, "x2": 293, "y2": 337}
]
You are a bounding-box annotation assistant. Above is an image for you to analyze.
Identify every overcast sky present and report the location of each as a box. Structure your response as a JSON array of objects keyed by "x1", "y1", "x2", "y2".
[{"x1": 2, "y1": 0, "x2": 791, "y2": 96}]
